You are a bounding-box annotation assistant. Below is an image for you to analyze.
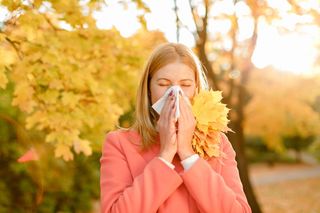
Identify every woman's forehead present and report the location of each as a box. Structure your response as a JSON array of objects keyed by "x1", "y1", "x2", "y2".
[{"x1": 152, "y1": 62, "x2": 195, "y2": 79}]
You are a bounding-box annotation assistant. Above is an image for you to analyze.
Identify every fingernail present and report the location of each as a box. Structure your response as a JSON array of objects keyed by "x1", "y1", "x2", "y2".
[{"x1": 169, "y1": 91, "x2": 173, "y2": 96}]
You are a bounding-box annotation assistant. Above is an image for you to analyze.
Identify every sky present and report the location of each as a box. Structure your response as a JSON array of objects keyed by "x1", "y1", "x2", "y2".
[
  {"x1": 95, "y1": 0, "x2": 320, "y2": 74},
  {"x1": 1, "y1": 0, "x2": 319, "y2": 75},
  {"x1": 92, "y1": 0, "x2": 320, "y2": 76}
]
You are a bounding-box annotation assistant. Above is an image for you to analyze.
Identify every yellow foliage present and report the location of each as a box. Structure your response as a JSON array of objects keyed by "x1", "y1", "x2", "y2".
[
  {"x1": 12, "y1": 82, "x2": 36, "y2": 113},
  {"x1": 245, "y1": 69, "x2": 320, "y2": 151},
  {"x1": 55, "y1": 143, "x2": 74, "y2": 161},
  {"x1": 0, "y1": 66, "x2": 8, "y2": 89},
  {"x1": 0, "y1": 1, "x2": 166, "y2": 160},
  {"x1": 73, "y1": 139, "x2": 92, "y2": 156},
  {"x1": 191, "y1": 89, "x2": 233, "y2": 159},
  {"x1": 0, "y1": 45, "x2": 16, "y2": 89}
]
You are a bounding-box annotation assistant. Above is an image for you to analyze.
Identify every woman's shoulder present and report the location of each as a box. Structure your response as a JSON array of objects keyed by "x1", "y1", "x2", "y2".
[
  {"x1": 219, "y1": 132, "x2": 236, "y2": 158},
  {"x1": 105, "y1": 127, "x2": 136, "y2": 137},
  {"x1": 103, "y1": 128, "x2": 141, "y2": 148}
]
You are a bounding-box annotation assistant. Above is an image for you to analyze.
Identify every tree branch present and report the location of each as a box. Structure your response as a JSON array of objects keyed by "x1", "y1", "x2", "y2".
[{"x1": 4, "y1": 35, "x2": 23, "y2": 60}]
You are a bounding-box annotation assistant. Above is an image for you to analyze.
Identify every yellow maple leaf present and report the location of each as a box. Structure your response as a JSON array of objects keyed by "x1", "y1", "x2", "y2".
[
  {"x1": 192, "y1": 90, "x2": 230, "y2": 127},
  {"x1": 73, "y1": 139, "x2": 92, "y2": 156},
  {"x1": 0, "y1": 66, "x2": 8, "y2": 89},
  {"x1": 54, "y1": 143, "x2": 74, "y2": 161},
  {"x1": 191, "y1": 89, "x2": 233, "y2": 159},
  {"x1": 12, "y1": 82, "x2": 36, "y2": 113}
]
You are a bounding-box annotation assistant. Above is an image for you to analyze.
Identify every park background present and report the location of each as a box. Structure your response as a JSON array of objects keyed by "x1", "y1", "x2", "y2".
[{"x1": 0, "y1": 0, "x2": 319, "y2": 212}]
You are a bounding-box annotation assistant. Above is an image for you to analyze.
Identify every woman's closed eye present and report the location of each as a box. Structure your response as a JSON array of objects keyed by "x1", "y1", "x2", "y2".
[
  {"x1": 158, "y1": 83, "x2": 192, "y2": 87},
  {"x1": 158, "y1": 84, "x2": 170, "y2": 87}
]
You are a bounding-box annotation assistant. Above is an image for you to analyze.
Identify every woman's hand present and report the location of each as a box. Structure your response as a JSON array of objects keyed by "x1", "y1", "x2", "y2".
[
  {"x1": 177, "y1": 93, "x2": 196, "y2": 160},
  {"x1": 157, "y1": 91, "x2": 178, "y2": 163}
]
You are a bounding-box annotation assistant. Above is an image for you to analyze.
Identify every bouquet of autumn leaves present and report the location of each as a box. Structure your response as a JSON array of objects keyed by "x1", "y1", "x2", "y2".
[{"x1": 191, "y1": 89, "x2": 233, "y2": 159}]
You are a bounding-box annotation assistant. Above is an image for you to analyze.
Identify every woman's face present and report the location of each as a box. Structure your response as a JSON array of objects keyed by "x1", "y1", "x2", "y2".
[{"x1": 149, "y1": 62, "x2": 197, "y2": 105}]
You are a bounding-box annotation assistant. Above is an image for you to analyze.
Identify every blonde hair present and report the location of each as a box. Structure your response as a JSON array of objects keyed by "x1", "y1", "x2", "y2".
[{"x1": 131, "y1": 43, "x2": 209, "y2": 149}]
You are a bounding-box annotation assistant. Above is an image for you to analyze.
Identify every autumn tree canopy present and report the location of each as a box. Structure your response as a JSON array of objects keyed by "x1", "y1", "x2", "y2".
[{"x1": 0, "y1": 0, "x2": 164, "y2": 160}]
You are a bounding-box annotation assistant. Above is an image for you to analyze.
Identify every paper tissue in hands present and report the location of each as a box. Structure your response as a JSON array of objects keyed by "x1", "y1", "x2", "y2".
[
  {"x1": 191, "y1": 89, "x2": 233, "y2": 159},
  {"x1": 151, "y1": 86, "x2": 233, "y2": 160},
  {"x1": 152, "y1": 85, "x2": 190, "y2": 120}
]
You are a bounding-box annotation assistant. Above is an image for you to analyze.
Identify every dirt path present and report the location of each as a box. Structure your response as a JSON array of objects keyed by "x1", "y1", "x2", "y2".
[{"x1": 249, "y1": 163, "x2": 320, "y2": 186}]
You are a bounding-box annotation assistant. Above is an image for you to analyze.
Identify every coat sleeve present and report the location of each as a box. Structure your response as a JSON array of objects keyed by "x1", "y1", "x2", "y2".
[
  {"x1": 100, "y1": 132, "x2": 183, "y2": 213},
  {"x1": 180, "y1": 133, "x2": 252, "y2": 213}
]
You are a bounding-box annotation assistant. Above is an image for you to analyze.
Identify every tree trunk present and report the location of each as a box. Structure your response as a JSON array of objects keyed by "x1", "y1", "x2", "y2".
[
  {"x1": 227, "y1": 85, "x2": 262, "y2": 213},
  {"x1": 295, "y1": 149, "x2": 302, "y2": 163}
]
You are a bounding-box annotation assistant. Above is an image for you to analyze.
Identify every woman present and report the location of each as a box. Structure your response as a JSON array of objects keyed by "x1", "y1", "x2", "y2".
[{"x1": 100, "y1": 43, "x2": 251, "y2": 213}]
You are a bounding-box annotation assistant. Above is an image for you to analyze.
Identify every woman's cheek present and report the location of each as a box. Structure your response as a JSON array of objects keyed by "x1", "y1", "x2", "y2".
[
  {"x1": 151, "y1": 87, "x2": 167, "y2": 104},
  {"x1": 182, "y1": 86, "x2": 196, "y2": 99}
]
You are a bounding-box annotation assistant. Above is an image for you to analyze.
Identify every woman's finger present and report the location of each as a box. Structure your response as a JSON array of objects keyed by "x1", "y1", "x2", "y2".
[
  {"x1": 181, "y1": 94, "x2": 194, "y2": 120},
  {"x1": 168, "y1": 102, "x2": 177, "y2": 130},
  {"x1": 179, "y1": 94, "x2": 188, "y2": 119},
  {"x1": 160, "y1": 93, "x2": 173, "y2": 120},
  {"x1": 166, "y1": 95, "x2": 176, "y2": 121}
]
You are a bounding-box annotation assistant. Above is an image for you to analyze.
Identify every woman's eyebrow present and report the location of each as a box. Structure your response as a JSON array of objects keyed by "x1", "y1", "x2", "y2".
[{"x1": 156, "y1": 78, "x2": 170, "y2": 82}]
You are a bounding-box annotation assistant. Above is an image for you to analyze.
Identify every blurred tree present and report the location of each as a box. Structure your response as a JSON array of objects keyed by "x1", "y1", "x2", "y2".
[
  {"x1": 0, "y1": 0, "x2": 165, "y2": 161},
  {"x1": 0, "y1": 82, "x2": 99, "y2": 212},
  {"x1": 245, "y1": 69, "x2": 320, "y2": 152},
  {"x1": 283, "y1": 135, "x2": 315, "y2": 162},
  {"x1": 245, "y1": 135, "x2": 281, "y2": 166},
  {"x1": 246, "y1": 69, "x2": 320, "y2": 164},
  {"x1": 0, "y1": 0, "x2": 165, "y2": 211}
]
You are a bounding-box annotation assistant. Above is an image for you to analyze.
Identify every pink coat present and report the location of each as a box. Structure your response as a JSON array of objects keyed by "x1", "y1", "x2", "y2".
[{"x1": 100, "y1": 130, "x2": 251, "y2": 213}]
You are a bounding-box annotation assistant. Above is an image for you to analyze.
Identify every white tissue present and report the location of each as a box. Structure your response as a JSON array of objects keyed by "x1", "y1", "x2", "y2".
[{"x1": 151, "y1": 85, "x2": 190, "y2": 120}]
